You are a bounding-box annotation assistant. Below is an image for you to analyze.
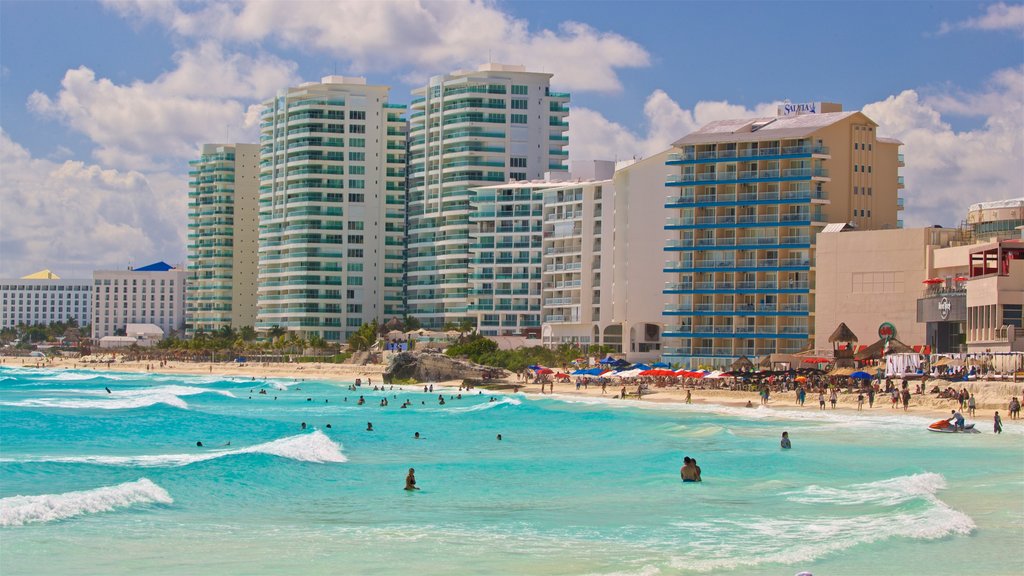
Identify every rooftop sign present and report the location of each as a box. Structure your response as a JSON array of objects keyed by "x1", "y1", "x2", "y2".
[{"x1": 778, "y1": 102, "x2": 821, "y2": 116}]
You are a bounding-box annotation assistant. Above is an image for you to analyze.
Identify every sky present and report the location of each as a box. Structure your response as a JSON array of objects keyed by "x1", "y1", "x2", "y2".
[{"x1": 0, "y1": 0, "x2": 1022, "y2": 278}]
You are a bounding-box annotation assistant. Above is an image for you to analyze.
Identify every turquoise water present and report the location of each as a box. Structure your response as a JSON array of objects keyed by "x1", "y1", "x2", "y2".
[{"x1": 1, "y1": 367, "x2": 1022, "y2": 575}]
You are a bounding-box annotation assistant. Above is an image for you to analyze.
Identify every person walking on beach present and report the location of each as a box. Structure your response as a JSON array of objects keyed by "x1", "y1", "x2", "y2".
[
  {"x1": 968, "y1": 394, "x2": 976, "y2": 417},
  {"x1": 829, "y1": 388, "x2": 838, "y2": 409},
  {"x1": 857, "y1": 392, "x2": 864, "y2": 411},
  {"x1": 818, "y1": 391, "x2": 826, "y2": 410},
  {"x1": 1009, "y1": 397, "x2": 1021, "y2": 419},
  {"x1": 686, "y1": 389, "x2": 692, "y2": 404},
  {"x1": 867, "y1": 387, "x2": 875, "y2": 408},
  {"x1": 993, "y1": 411, "x2": 1003, "y2": 434},
  {"x1": 901, "y1": 388, "x2": 911, "y2": 412}
]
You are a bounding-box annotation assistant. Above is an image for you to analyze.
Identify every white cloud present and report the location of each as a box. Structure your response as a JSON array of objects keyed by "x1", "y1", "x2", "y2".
[
  {"x1": 0, "y1": 130, "x2": 186, "y2": 277},
  {"x1": 27, "y1": 42, "x2": 299, "y2": 171},
  {"x1": 568, "y1": 90, "x2": 777, "y2": 160},
  {"x1": 938, "y1": 2, "x2": 1024, "y2": 36},
  {"x1": 865, "y1": 66, "x2": 1024, "y2": 227},
  {"x1": 104, "y1": 0, "x2": 649, "y2": 92},
  {"x1": 569, "y1": 67, "x2": 1022, "y2": 228}
]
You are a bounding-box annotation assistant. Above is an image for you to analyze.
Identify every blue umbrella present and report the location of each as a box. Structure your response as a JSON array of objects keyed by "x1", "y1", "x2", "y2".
[
  {"x1": 599, "y1": 357, "x2": 617, "y2": 364},
  {"x1": 652, "y1": 362, "x2": 671, "y2": 368},
  {"x1": 583, "y1": 367, "x2": 606, "y2": 375},
  {"x1": 632, "y1": 363, "x2": 652, "y2": 371},
  {"x1": 570, "y1": 369, "x2": 588, "y2": 375},
  {"x1": 850, "y1": 371, "x2": 872, "y2": 379},
  {"x1": 528, "y1": 365, "x2": 543, "y2": 371},
  {"x1": 612, "y1": 358, "x2": 630, "y2": 367}
]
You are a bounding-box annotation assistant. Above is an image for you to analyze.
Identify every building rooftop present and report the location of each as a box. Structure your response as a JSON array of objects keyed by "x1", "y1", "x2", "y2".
[
  {"x1": 132, "y1": 261, "x2": 176, "y2": 272},
  {"x1": 674, "y1": 111, "x2": 867, "y2": 146},
  {"x1": 20, "y1": 269, "x2": 60, "y2": 280},
  {"x1": 968, "y1": 197, "x2": 1024, "y2": 212}
]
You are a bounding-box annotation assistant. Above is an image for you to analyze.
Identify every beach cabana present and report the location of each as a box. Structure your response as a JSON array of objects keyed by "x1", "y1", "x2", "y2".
[
  {"x1": 729, "y1": 356, "x2": 754, "y2": 372},
  {"x1": 828, "y1": 322, "x2": 859, "y2": 369},
  {"x1": 854, "y1": 337, "x2": 915, "y2": 361}
]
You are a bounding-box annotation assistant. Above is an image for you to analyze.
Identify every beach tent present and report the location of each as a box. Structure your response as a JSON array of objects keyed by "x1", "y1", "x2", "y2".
[
  {"x1": 652, "y1": 362, "x2": 672, "y2": 368},
  {"x1": 850, "y1": 371, "x2": 872, "y2": 379},
  {"x1": 632, "y1": 363, "x2": 652, "y2": 371}
]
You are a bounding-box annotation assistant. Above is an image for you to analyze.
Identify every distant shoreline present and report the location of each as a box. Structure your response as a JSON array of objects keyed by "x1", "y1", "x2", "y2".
[{"x1": 4, "y1": 356, "x2": 1022, "y2": 429}]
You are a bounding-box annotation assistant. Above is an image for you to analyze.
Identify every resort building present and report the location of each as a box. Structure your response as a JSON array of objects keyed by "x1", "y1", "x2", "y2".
[
  {"x1": 662, "y1": 102, "x2": 905, "y2": 367},
  {"x1": 405, "y1": 63, "x2": 569, "y2": 329},
  {"x1": 186, "y1": 143, "x2": 260, "y2": 336},
  {"x1": 255, "y1": 76, "x2": 407, "y2": 343},
  {"x1": 814, "y1": 226, "x2": 968, "y2": 354},
  {"x1": 91, "y1": 262, "x2": 187, "y2": 340},
  {"x1": 1, "y1": 270, "x2": 92, "y2": 329},
  {"x1": 965, "y1": 198, "x2": 1024, "y2": 242},
  {"x1": 540, "y1": 155, "x2": 671, "y2": 361},
  {"x1": 964, "y1": 239, "x2": 1024, "y2": 353}
]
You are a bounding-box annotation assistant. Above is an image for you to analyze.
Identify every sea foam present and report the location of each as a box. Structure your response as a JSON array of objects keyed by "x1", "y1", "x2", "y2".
[
  {"x1": 785, "y1": 472, "x2": 948, "y2": 506},
  {"x1": 0, "y1": 478, "x2": 172, "y2": 527},
  {"x1": 6, "y1": 431, "x2": 346, "y2": 468}
]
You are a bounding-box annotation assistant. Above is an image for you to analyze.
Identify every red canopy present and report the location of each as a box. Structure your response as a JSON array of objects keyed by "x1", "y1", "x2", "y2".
[
  {"x1": 922, "y1": 278, "x2": 943, "y2": 284},
  {"x1": 802, "y1": 357, "x2": 829, "y2": 363},
  {"x1": 554, "y1": 372, "x2": 570, "y2": 378},
  {"x1": 639, "y1": 369, "x2": 677, "y2": 377},
  {"x1": 954, "y1": 276, "x2": 968, "y2": 282},
  {"x1": 536, "y1": 368, "x2": 554, "y2": 375}
]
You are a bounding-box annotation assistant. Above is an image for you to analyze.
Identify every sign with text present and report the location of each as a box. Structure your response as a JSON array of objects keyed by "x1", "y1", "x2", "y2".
[{"x1": 778, "y1": 102, "x2": 821, "y2": 116}]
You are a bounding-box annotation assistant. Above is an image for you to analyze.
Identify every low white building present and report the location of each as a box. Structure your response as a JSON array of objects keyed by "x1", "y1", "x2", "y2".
[
  {"x1": 92, "y1": 262, "x2": 187, "y2": 340},
  {"x1": 1, "y1": 269, "x2": 92, "y2": 329}
]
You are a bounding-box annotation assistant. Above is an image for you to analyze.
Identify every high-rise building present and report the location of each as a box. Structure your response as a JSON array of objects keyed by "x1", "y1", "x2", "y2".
[
  {"x1": 539, "y1": 156, "x2": 671, "y2": 360},
  {"x1": 662, "y1": 102, "x2": 905, "y2": 367},
  {"x1": 92, "y1": 262, "x2": 187, "y2": 339},
  {"x1": 256, "y1": 76, "x2": 407, "y2": 342},
  {"x1": 1, "y1": 270, "x2": 91, "y2": 330},
  {"x1": 406, "y1": 64, "x2": 569, "y2": 329},
  {"x1": 186, "y1": 143, "x2": 260, "y2": 336}
]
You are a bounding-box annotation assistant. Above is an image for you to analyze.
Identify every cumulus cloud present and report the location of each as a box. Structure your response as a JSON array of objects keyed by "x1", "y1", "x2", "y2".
[
  {"x1": 0, "y1": 130, "x2": 186, "y2": 277},
  {"x1": 103, "y1": 0, "x2": 649, "y2": 92},
  {"x1": 27, "y1": 42, "x2": 299, "y2": 170},
  {"x1": 938, "y1": 2, "x2": 1024, "y2": 36},
  {"x1": 568, "y1": 90, "x2": 778, "y2": 160},
  {"x1": 570, "y1": 67, "x2": 1022, "y2": 227},
  {"x1": 864, "y1": 65, "x2": 1024, "y2": 227}
]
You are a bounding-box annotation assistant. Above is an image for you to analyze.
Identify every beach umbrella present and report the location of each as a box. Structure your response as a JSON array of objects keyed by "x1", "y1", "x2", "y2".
[
  {"x1": 554, "y1": 373, "x2": 570, "y2": 379},
  {"x1": 599, "y1": 357, "x2": 617, "y2": 364},
  {"x1": 795, "y1": 376, "x2": 808, "y2": 382},
  {"x1": 802, "y1": 357, "x2": 829, "y2": 364},
  {"x1": 570, "y1": 369, "x2": 589, "y2": 375},
  {"x1": 954, "y1": 276, "x2": 968, "y2": 282},
  {"x1": 850, "y1": 371, "x2": 872, "y2": 379},
  {"x1": 632, "y1": 363, "x2": 652, "y2": 371},
  {"x1": 536, "y1": 367, "x2": 554, "y2": 375},
  {"x1": 922, "y1": 278, "x2": 943, "y2": 284},
  {"x1": 652, "y1": 362, "x2": 672, "y2": 368}
]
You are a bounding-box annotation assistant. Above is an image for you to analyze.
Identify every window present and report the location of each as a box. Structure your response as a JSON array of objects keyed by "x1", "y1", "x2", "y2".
[
  {"x1": 346, "y1": 317, "x2": 362, "y2": 327},
  {"x1": 511, "y1": 99, "x2": 528, "y2": 109},
  {"x1": 853, "y1": 165, "x2": 858, "y2": 172},
  {"x1": 511, "y1": 85, "x2": 528, "y2": 95},
  {"x1": 347, "y1": 262, "x2": 363, "y2": 272},
  {"x1": 347, "y1": 249, "x2": 364, "y2": 258},
  {"x1": 1004, "y1": 305, "x2": 1022, "y2": 328},
  {"x1": 348, "y1": 221, "x2": 364, "y2": 230},
  {"x1": 348, "y1": 193, "x2": 365, "y2": 203},
  {"x1": 867, "y1": 165, "x2": 872, "y2": 173},
  {"x1": 347, "y1": 234, "x2": 364, "y2": 244},
  {"x1": 511, "y1": 114, "x2": 527, "y2": 124},
  {"x1": 350, "y1": 138, "x2": 365, "y2": 148},
  {"x1": 348, "y1": 180, "x2": 365, "y2": 189},
  {"x1": 346, "y1": 290, "x2": 356, "y2": 299},
  {"x1": 350, "y1": 111, "x2": 366, "y2": 120},
  {"x1": 867, "y1": 209, "x2": 872, "y2": 217},
  {"x1": 510, "y1": 157, "x2": 527, "y2": 168},
  {"x1": 349, "y1": 152, "x2": 365, "y2": 161},
  {"x1": 349, "y1": 165, "x2": 365, "y2": 175},
  {"x1": 349, "y1": 124, "x2": 365, "y2": 134},
  {"x1": 346, "y1": 303, "x2": 362, "y2": 313},
  {"x1": 347, "y1": 276, "x2": 363, "y2": 286},
  {"x1": 510, "y1": 172, "x2": 526, "y2": 181},
  {"x1": 868, "y1": 187, "x2": 873, "y2": 196},
  {"x1": 854, "y1": 186, "x2": 859, "y2": 195}
]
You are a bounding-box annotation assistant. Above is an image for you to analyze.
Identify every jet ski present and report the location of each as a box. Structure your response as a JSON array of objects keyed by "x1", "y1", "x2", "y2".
[{"x1": 928, "y1": 419, "x2": 980, "y2": 433}]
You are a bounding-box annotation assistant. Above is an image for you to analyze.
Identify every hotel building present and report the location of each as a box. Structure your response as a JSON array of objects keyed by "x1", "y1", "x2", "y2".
[
  {"x1": 186, "y1": 143, "x2": 260, "y2": 336},
  {"x1": 92, "y1": 262, "x2": 187, "y2": 339},
  {"x1": 405, "y1": 64, "x2": 569, "y2": 329},
  {"x1": 1, "y1": 270, "x2": 92, "y2": 329},
  {"x1": 256, "y1": 76, "x2": 407, "y2": 342},
  {"x1": 662, "y1": 103, "x2": 904, "y2": 367},
  {"x1": 540, "y1": 155, "x2": 671, "y2": 360}
]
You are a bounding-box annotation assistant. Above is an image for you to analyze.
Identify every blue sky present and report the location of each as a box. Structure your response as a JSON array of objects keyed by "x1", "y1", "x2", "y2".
[{"x1": 1, "y1": 1, "x2": 1022, "y2": 277}]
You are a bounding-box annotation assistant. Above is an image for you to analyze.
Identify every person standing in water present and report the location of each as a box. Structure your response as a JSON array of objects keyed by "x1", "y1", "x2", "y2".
[
  {"x1": 994, "y1": 411, "x2": 1003, "y2": 434},
  {"x1": 405, "y1": 468, "x2": 420, "y2": 491},
  {"x1": 781, "y1": 431, "x2": 791, "y2": 449}
]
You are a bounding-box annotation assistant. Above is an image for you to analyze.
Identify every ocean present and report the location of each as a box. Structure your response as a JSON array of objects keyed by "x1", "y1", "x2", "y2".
[{"x1": 1, "y1": 366, "x2": 1022, "y2": 575}]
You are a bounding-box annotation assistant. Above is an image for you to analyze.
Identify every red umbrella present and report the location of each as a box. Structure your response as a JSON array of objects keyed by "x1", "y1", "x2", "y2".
[
  {"x1": 554, "y1": 372, "x2": 570, "y2": 379},
  {"x1": 536, "y1": 367, "x2": 554, "y2": 375},
  {"x1": 640, "y1": 369, "x2": 676, "y2": 377},
  {"x1": 954, "y1": 276, "x2": 968, "y2": 282},
  {"x1": 922, "y1": 278, "x2": 943, "y2": 284},
  {"x1": 802, "y1": 357, "x2": 829, "y2": 363}
]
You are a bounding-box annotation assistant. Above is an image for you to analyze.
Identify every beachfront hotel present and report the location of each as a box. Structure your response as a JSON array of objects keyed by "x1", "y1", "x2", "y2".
[
  {"x1": 0, "y1": 270, "x2": 92, "y2": 330},
  {"x1": 255, "y1": 76, "x2": 407, "y2": 343},
  {"x1": 91, "y1": 262, "x2": 187, "y2": 339},
  {"x1": 186, "y1": 143, "x2": 260, "y2": 337},
  {"x1": 662, "y1": 102, "x2": 904, "y2": 367},
  {"x1": 405, "y1": 64, "x2": 570, "y2": 329},
  {"x1": 540, "y1": 157, "x2": 671, "y2": 360}
]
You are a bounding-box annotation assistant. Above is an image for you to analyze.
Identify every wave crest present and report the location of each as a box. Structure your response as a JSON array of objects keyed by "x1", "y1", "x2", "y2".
[{"x1": 0, "y1": 478, "x2": 172, "y2": 527}]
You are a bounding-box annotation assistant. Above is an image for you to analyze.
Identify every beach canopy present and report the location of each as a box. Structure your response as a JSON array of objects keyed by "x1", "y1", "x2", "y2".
[
  {"x1": 729, "y1": 356, "x2": 754, "y2": 371},
  {"x1": 528, "y1": 364, "x2": 544, "y2": 370},
  {"x1": 922, "y1": 278, "x2": 943, "y2": 284},
  {"x1": 828, "y1": 322, "x2": 859, "y2": 343},
  {"x1": 638, "y1": 369, "x2": 676, "y2": 377},
  {"x1": 535, "y1": 367, "x2": 554, "y2": 375},
  {"x1": 850, "y1": 371, "x2": 872, "y2": 379},
  {"x1": 802, "y1": 357, "x2": 830, "y2": 364},
  {"x1": 632, "y1": 363, "x2": 652, "y2": 371},
  {"x1": 652, "y1": 362, "x2": 672, "y2": 368},
  {"x1": 954, "y1": 276, "x2": 968, "y2": 282},
  {"x1": 554, "y1": 373, "x2": 570, "y2": 379}
]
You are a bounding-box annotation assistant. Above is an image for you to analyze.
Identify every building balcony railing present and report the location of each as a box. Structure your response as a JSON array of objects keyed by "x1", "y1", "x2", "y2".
[
  {"x1": 666, "y1": 167, "x2": 828, "y2": 186},
  {"x1": 665, "y1": 188, "x2": 827, "y2": 207},
  {"x1": 666, "y1": 145, "x2": 829, "y2": 164}
]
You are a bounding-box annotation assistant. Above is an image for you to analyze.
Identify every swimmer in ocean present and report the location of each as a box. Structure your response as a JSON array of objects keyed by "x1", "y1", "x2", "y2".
[
  {"x1": 301, "y1": 422, "x2": 307, "y2": 430},
  {"x1": 405, "y1": 468, "x2": 420, "y2": 491},
  {"x1": 496, "y1": 434, "x2": 502, "y2": 441},
  {"x1": 196, "y1": 441, "x2": 204, "y2": 447},
  {"x1": 781, "y1": 431, "x2": 791, "y2": 449},
  {"x1": 414, "y1": 432, "x2": 422, "y2": 439},
  {"x1": 366, "y1": 422, "x2": 374, "y2": 431},
  {"x1": 105, "y1": 386, "x2": 112, "y2": 394}
]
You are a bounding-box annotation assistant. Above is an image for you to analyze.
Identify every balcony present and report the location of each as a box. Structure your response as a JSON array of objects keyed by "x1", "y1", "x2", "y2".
[{"x1": 666, "y1": 145, "x2": 830, "y2": 165}]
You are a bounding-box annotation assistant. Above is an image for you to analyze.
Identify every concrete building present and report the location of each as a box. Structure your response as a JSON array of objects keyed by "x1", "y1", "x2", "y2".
[
  {"x1": 405, "y1": 64, "x2": 569, "y2": 329},
  {"x1": 255, "y1": 76, "x2": 407, "y2": 342},
  {"x1": 965, "y1": 240, "x2": 1024, "y2": 353},
  {"x1": 662, "y1": 102, "x2": 905, "y2": 367},
  {"x1": 186, "y1": 143, "x2": 260, "y2": 336},
  {"x1": 965, "y1": 197, "x2": 1024, "y2": 242},
  {"x1": 1, "y1": 270, "x2": 92, "y2": 329},
  {"x1": 814, "y1": 226, "x2": 968, "y2": 353},
  {"x1": 92, "y1": 262, "x2": 187, "y2": 339},
  {"x1": 540, "y1": 154, "x2": 671, "y2": 361}
]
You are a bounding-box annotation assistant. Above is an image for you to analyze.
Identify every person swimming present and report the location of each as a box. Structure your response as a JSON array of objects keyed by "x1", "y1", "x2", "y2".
[
  {"x1": 301, "y1": 422, "x2": 307, "y2": 430},
  {"x1": 405, "y1": 468, "x2": 420, "y2": 491},
  {"x1": 496, "y1": 434, "x2": 502, "y2": 441},
  {"x1": 366, "y1": 422, "x2": 374, "y2": 431},
  {"x1": 781, "y1": 431, "x2": 791, "y2": 449},
  {"x1": 414, "y1": 432, "x2": 421, "y2": 439},
  {"x1": 105, "y1": 386, "x2": 111, "y2": 394},
  {"x1": 196, "y1": 441, "x2": 204, "y2": 447},
  {"x1": 681, "y1": 457, "x2": 696, "y2": 482}
]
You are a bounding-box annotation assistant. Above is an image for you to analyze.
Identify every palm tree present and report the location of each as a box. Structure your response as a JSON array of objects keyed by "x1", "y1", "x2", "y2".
[{"x1": 239, "y1": 326, "x2": 257, "y2": 342}]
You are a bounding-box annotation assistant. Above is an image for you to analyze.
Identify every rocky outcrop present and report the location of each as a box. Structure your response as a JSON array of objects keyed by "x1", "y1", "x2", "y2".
[{"x1": 384, "y1": 351, "x2": 506, "y2": 383}]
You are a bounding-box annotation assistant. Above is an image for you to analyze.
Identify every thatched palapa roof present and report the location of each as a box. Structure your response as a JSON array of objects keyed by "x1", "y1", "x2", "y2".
[
  {"x1": 854, "y1": 337, "x2": 915, "y2": 361},
  {"x1": 730, "y1": 356, "x2": 754, "y2": 371},
  {"x1": 829, "y1": 322, "x2": 859, "y2": 343}
]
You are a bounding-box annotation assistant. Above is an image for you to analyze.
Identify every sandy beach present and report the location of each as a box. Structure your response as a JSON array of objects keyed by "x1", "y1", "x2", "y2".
[{"x1": 6, "y1": 355, "x2": 1022, "y2": 430}]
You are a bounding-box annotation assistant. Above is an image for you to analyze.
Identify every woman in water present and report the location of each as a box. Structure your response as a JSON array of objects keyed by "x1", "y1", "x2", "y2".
[{"x1": 405, "y1": 468, "x2": 420, "y2": 491}]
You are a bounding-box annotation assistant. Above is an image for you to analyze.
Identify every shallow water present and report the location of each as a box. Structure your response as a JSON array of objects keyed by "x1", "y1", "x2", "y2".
[{"x1": 1, "y1": 366, "x2": 1022, "y2": 575}]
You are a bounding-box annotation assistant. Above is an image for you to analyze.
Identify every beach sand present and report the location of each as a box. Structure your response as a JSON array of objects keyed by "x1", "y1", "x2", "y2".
[{"x1": 7, "y1": 356, "x2": 1023, "y2": 429}]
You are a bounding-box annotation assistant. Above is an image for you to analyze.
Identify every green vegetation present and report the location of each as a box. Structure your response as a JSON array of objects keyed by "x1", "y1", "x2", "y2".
[
  {"x1": 0, "y1": 319, "x2": 91, "y2": 349},
  {"x1": 445, "y1": 333, "x2": 613, "y2": 371}
]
